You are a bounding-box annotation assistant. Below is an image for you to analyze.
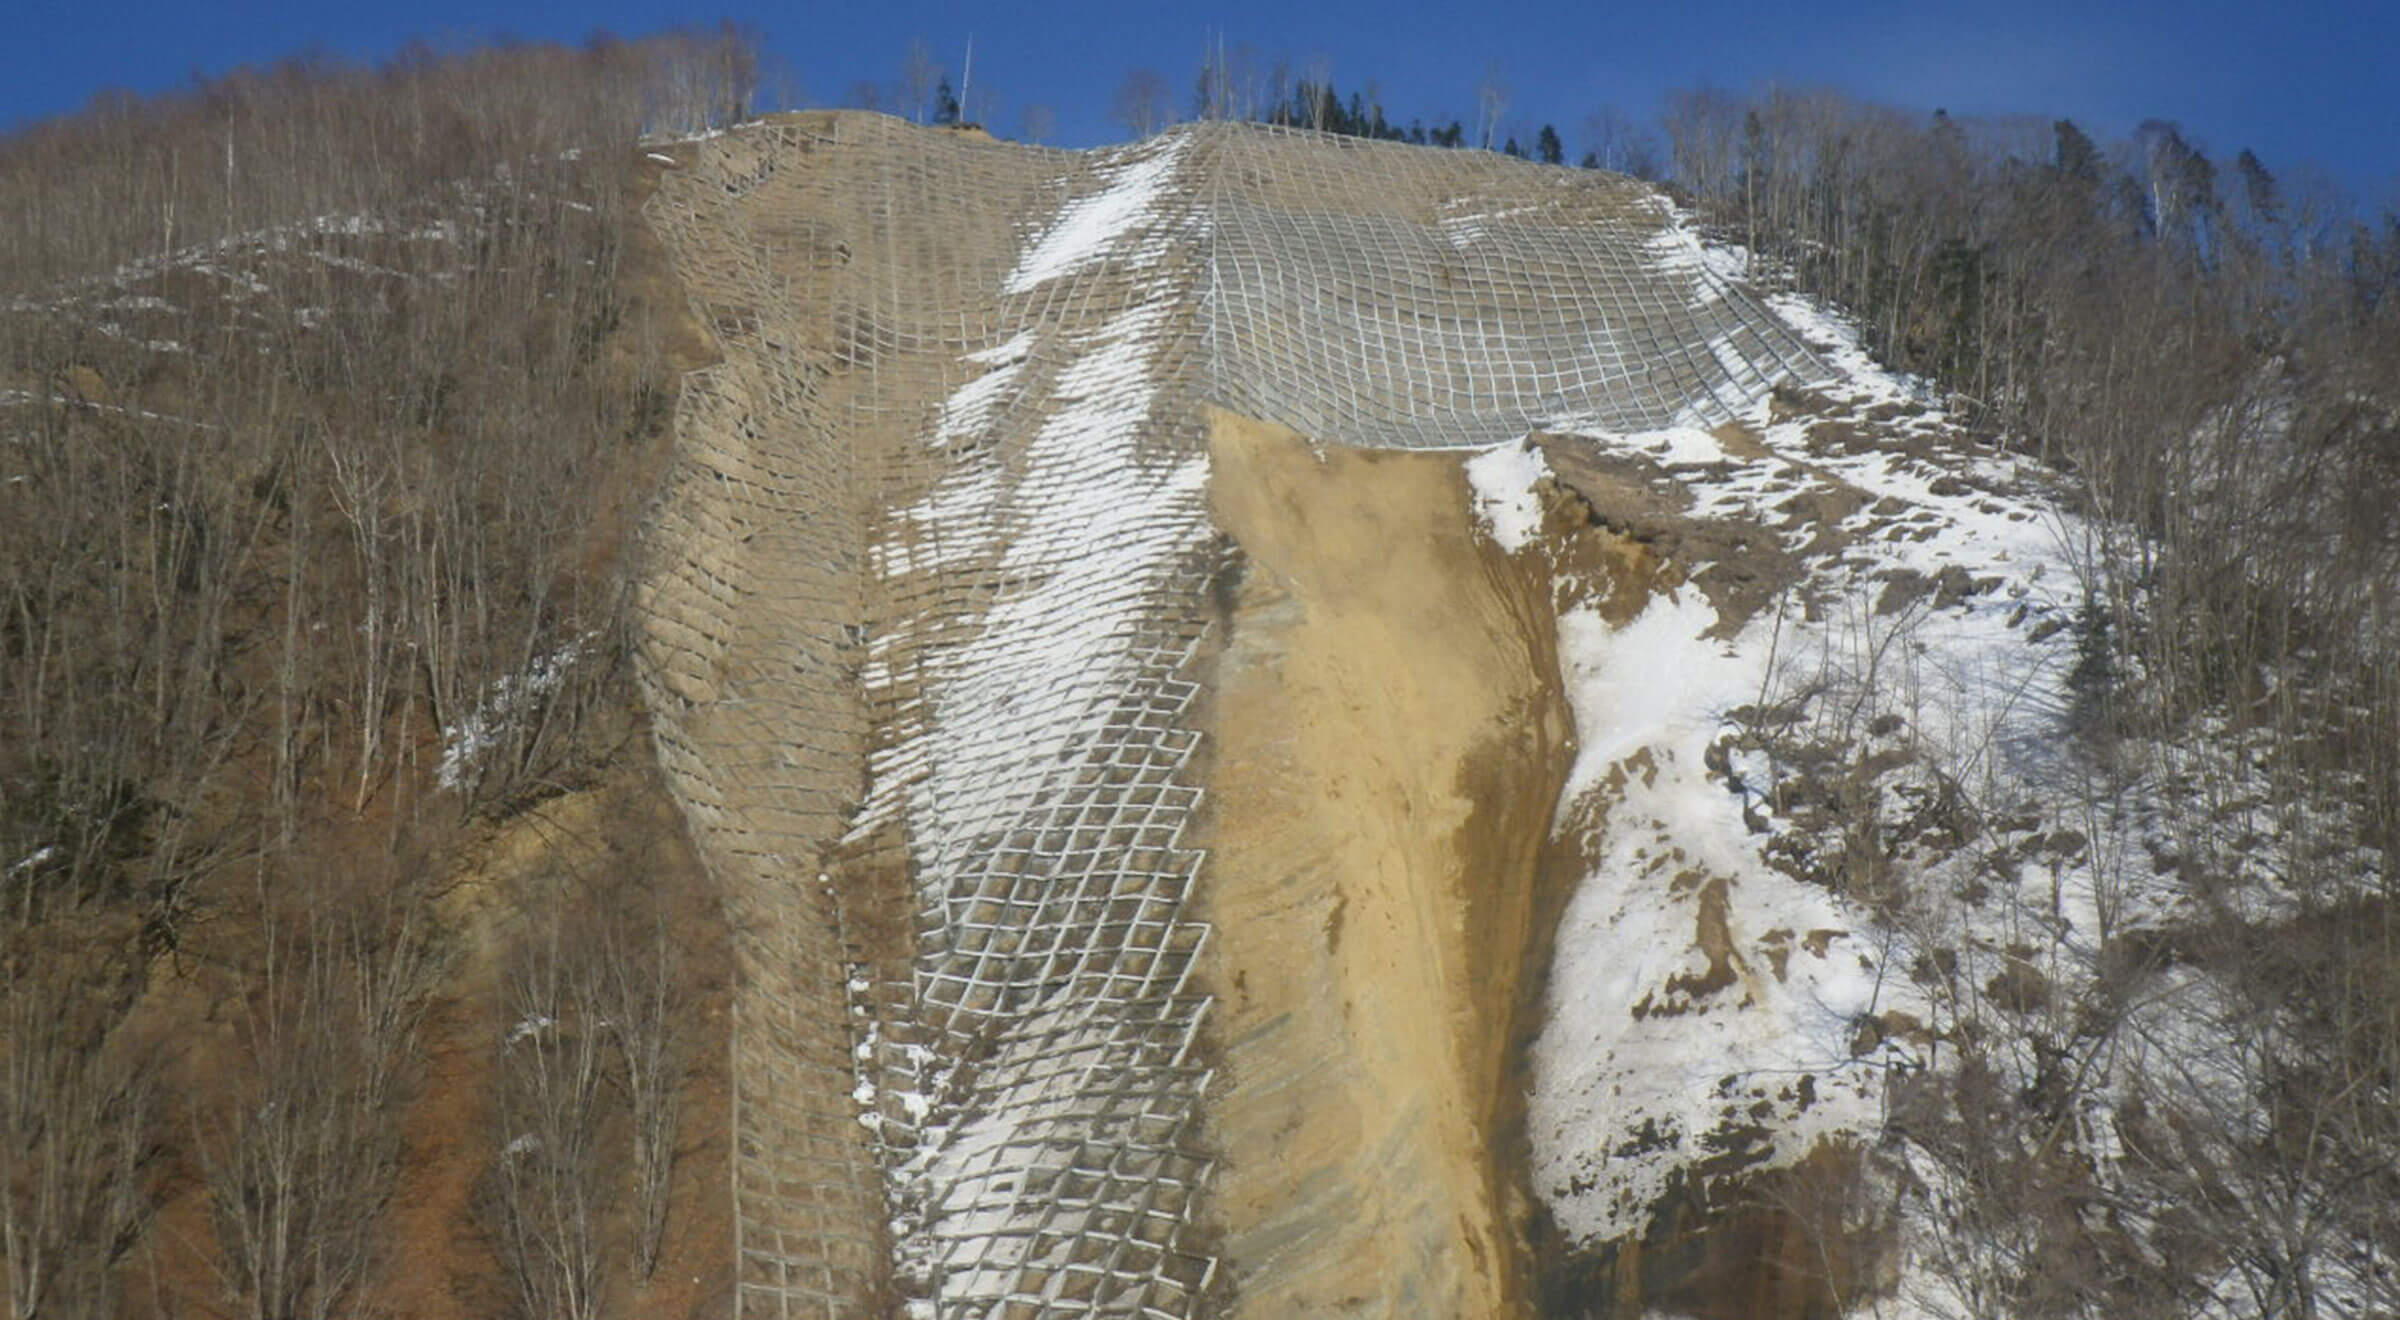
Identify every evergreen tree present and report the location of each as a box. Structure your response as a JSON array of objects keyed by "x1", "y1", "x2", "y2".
[
  {"x1": 1296, "y1": 80, "x2": 1337, "y2": 133},
  {"x1": 932, "y1": 77, "x2": 961, "y2": 126},
  {"x1": 2066, "y1": 593, "x2": 2118, "y2": 735},
  {"x1": 1503, "y1": 136, "x2": 1523, "y2": 158},
  {"x1": 1536, "y1": 123, "x2": 1563, "y2": 165},
  {"x1": 2235, "y1": 148, "x2": 2280, "y2": 227},
  {"x1": 2054, "y1": 118, "x2": 2102, "y2": 183},
  {"x1": 2137, "y1": 120, "x2": 2223, "y2": 261}
]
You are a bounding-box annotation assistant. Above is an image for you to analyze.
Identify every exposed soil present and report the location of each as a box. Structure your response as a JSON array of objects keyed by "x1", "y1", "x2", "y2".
[
  {"x1": 1530, "y1": 431, "x2": 1809, "y2": 638},
  {"x1": 92, "y1": 756, "x2": 735, "y2": 1320},
  {"x1": 1195, "y1": 409, "x2": 1574, "y2": 1318},
  {"x1": 374, "y1": 769, "x2": 737, "y2": 1320}
]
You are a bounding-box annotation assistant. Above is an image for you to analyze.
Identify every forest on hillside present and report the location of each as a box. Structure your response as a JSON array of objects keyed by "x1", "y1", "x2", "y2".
[
  {"x1": 1636, "y1": 86, "x2": 2400, "y2": 1320},
  {"x1": 2, "y1": 32, "x2": 753, "y2": 1320}
]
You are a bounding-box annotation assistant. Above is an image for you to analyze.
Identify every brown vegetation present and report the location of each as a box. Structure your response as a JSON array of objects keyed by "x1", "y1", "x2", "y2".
[
  {"x1": 0, "y1": 931, "x2": 157, "y2": 1320},
  {"x1": 0, "y1": 31, "x2": 746, "y2": 1318}
]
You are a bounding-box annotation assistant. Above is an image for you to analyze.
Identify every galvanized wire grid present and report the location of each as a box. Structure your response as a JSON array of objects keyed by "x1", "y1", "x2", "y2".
[
  {"x1": 638, "y1": 114, "x2": 1828, "y2": 1320},
  {"x1": 1199, "y1": 127, "x2": 1820, "y2": 445}
]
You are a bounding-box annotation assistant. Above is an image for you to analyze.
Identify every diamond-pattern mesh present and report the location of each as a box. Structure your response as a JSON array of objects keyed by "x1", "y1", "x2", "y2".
[{"x1": 635, "y1": 112, "x2": 1826, "y2": 1320}]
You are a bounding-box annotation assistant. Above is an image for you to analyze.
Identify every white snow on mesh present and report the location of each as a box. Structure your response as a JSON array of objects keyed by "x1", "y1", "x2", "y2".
[{"x1": 1003, "y1": 137, "x2": 1188, "y2": 294}]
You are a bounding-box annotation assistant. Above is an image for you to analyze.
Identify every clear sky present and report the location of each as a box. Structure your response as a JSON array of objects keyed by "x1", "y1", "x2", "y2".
[{"x1": 9, "y1": 0, "x2": 2395, "y2": 208}]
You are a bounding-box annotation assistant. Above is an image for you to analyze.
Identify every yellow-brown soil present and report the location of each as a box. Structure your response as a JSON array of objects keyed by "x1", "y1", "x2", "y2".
[
  {"x1": 1197, "y1": 410, "x2": 1574, "y2": 1318},
  {"x1": 378, "y1": 771, "x2": 737, "y2": 1320},
  {"x1": 100, "y1": 758, "x2": 733, "y2": 1320}
]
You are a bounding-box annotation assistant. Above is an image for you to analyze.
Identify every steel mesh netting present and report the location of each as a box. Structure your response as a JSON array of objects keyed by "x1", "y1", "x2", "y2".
[
  {"x1": 638, "y1": 119, "x2": 888, "y2": 1319},
  {"x1": 1196, "y1": 126, "x2": 1824, "y2": 446},
  {"x1": 836, "y1": 124, "x2": 1223, "y2": 1319},
  {"x1": 636, "y1": 114, "x2": 1830, "y2": 1320}
]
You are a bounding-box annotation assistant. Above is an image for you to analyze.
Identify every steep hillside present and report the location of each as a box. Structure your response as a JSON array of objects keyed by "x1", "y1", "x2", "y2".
[
  {"x1": 9, "y1": 90, "x2": 2390, "y2": 1320},
  {"x1": 637, "y1": 113, "x2": 2396, "y2": 1320},
  {"x1": 631, "y1": 111, "x2": 1838, "y2": 1319},
  {"x1": 0, "y1": 42, "x2": 753, "y2": 1320}
]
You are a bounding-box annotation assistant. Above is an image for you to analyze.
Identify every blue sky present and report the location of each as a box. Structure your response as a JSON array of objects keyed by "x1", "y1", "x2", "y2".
[{"x1": 9, "y1": 0, "x2": 2395, "y2": 207}]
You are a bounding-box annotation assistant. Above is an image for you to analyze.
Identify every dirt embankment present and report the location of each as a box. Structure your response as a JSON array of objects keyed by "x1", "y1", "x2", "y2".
[{"x1": 1196, "y1": 410, "x2": 1574, "y2": 1317}]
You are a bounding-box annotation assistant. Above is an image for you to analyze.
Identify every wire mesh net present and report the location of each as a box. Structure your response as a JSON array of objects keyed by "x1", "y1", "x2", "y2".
[{"x1": 637, "y1": 112, "x2": 1827, "y2": 1320}]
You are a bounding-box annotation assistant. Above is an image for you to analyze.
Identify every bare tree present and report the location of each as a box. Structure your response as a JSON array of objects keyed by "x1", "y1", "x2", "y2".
[
  {"x1": 1660, "y1": 86, "x2": 1746, "y2": 207},
  {"x1": 483, "y1": 898, "x2": 612, "y2": 1320},
  {"x1": 1225, "y1": 41, "x2": 1264, "y2": 121},
  {"x1": 1299, "y1": 56, "x2": 1334, "y2": 132},
  {"x1": 1111, "y1": 68, "x2": 1171, "y2": 138},
  {"x1": 593, "y1": 880, "x2": 687, "y2": 1279},
  {"x1": 1192, "y1": 33, "x2": 1221, "y2": 121},
  {"x1": 1581, "y1": 105, "x2": 1660, "y2": 177},
  {"x1": 1265, "y1": 58, "x2": 1293, "y2": 126},
  {"x1": 899, "y1": 38, "x2": 942, "y2": 124},
  {"x1": 0, "y1": 941, "x2": 155, "y2": 1320},
  {"x1": 321, "y1": 429, "x2": 397, "y2": 814},
  {"x1": 200, "y1": 880, "x2": 440, "y2": 1320},
  {"x1": 1018, "y1": 103, "x2": 1057, "y2": 144},
  {"x1": 1475, "y1": 61, "x2": 1510, "y2": 151}
]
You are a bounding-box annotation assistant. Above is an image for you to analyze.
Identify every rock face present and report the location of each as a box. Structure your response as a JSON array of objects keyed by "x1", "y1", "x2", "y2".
[{"x1": 633, "y1": 112, "x2": 1828, "y2": 1318}]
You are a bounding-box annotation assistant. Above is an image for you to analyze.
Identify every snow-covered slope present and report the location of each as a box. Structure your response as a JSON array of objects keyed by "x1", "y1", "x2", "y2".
[
  {"x1": 1481, "y1": 269, "x2": 2393, "y2": 1317},
  {"x1": 1473, "y1": 291, "x2": 2090, "y2": 1245},
  {"x1": 635, "y1": 113, "x2": 2391, "y2": 1320}
]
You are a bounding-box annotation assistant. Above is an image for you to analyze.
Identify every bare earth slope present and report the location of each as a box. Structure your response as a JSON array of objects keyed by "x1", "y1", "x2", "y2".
[
  {"x1": 1201, "y1": 410, "x2": 1570, "y2": 1318},
  {"x1": 634, "y1": 111, "x2": 1829, "y2": 1319}
]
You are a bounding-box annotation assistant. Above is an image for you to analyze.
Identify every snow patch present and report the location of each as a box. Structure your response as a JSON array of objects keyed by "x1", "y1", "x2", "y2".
[
  {"x1": 1003, "y1": 137, "x2": 1188, "y2": 294},
  {"x1": 848, "y1": 166, "x2": 1211, "y2": 1308},
  {"x1": 436, "y1": 636, "x2": 592, "y2": 792},
  {"x1": 1464, "y1": 438, "x2": 1551, "y2": 552},
  {"x1": 1532, "y1": 589, "x2": 1906, "y2": 1243}
]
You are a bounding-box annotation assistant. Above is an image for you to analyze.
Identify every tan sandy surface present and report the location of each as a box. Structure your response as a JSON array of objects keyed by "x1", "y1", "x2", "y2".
[{"x1": 1196, "y1": 410, "x2": 1573, "y2": 1318}]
